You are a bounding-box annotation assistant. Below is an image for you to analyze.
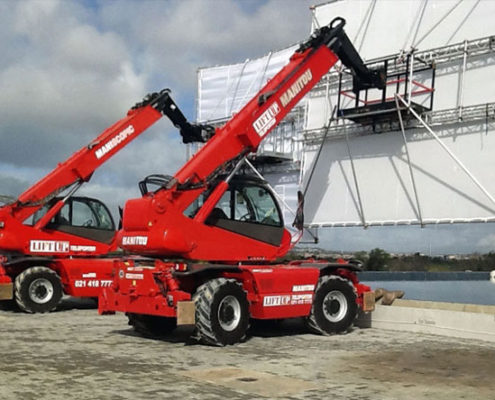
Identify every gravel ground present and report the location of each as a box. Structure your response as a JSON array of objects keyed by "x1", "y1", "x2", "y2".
[{"x1": 0, "y1": 298, "x2": 494, "y2": 400}]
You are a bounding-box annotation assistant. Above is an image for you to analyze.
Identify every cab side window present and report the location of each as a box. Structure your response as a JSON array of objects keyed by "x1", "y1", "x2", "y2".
[
  {"x1": 240, "y1": 186, "x2": 282, "y2": 226},
  {"x1": 89, "y1": 200, "x2": 114, "y2": 230},
  {"x1": 72, "y1": 200, "x2": 98, "y2": 227},
  {"x1": 233, "y1": 190, "x2": 250, "y2": 221}
]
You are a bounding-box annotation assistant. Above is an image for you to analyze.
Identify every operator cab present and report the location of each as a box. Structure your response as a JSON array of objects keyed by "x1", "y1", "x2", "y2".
[
  {"x1": 186, "y1": 175, "x2": 285, "y2": 246},
  {"x1": 31, "y1": 196, "x2": 115, "y2": 243}
]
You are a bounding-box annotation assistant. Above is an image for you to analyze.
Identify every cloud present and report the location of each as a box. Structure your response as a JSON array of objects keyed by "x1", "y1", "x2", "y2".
[
  {"x1": 0, "y1": 1, "x2": 147, "y2": 168},
  {"x1": 97, "y1": 0, "x2": 311, "y2": 96},
  {"x1": 477, "y1": 234, "x2": 495, "y2": 251},
  {"x1": 0, "y1": 0, "x2": 313, "y2": 220},
  {"x1": 0, "y1": 172, "x2": 30, "y2": 198}
]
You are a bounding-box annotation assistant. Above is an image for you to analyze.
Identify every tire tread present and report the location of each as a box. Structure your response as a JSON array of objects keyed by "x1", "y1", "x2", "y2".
[
  {"x1": 193, "y1": 278, "x2": 249, "y2": 346},
  {"x1": 307, "y1": 275, "x2": 357, "y2": 335},
  {"x1": 14, "y1": 266, "x2": 62, "y2": 313}
]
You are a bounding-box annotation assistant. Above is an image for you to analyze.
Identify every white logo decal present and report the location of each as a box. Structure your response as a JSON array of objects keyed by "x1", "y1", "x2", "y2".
[
  {"x1": 291, "y1": 294, "x2": 313, "y2": 305},
  {"x1": 122, "y1": 236, "x2": 148, "y2": 246},
  {"x1": 70, "y1": 245, "x2": 96, "y2": 252},
  {"x1": 263, "y1": 295, "x2": 291, "y2": 307},
  {"x1": 30, "y1": 240, "x2": 69, "y2": 253},
  {"x1": 125, "y1": 273, "x2": 144, "y2": 280},
  {"x1": 74, "y1": 279, "x2": 112, "y2": 288},
  {"x1": 292, "y1": 284, "x2": 315, "y2": 292},
  {"x1": 253, "y1": 102, "x2": 280, "y2": 137},
  {"x1": 280, "y1": 69, "x2": 313, "y2": 108},
  {"x1": 95, "y1": 125, "x2": 135, "y2": 159},
  {"x1": 263, "y1": 294, "x2": 313, "y2": 307}
]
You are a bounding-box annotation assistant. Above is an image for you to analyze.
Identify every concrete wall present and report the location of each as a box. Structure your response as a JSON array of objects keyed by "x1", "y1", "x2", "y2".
[{"x1": 357, "y1": 299, "x2": 495, "y2": 343}]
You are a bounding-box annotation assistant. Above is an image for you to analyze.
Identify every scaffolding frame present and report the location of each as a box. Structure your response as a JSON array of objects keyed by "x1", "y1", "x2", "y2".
[{"x1": 305, "y1": 95, "x2": 495, "y2": 229}]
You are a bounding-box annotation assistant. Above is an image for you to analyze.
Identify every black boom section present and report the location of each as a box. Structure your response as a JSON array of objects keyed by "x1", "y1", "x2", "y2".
[
  {"x1": 299, "y1": 17, "x2": 385, "y2": 93},
  {"x1": 133, "y1": 89, "x2": 215, "y2": 143}
]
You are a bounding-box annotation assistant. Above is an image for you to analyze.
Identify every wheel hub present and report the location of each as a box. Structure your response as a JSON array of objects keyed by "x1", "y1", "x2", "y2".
[
  {"x1": 220, "y1": 305, "x2": 235, "y2": 322},
  {"x1": 322, "y1": 290, "x2": 348, "y2": 322},
  {"x1": 28, "y1": 278, "x2": 54, "y2": 304},
  {"x1": 218, "y1": 295, "x2": 241, "y2": 332}
]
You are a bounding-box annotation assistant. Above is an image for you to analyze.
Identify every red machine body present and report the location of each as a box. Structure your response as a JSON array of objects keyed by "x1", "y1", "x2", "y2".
[
  {"x1": 119, "y1": 37, "x2": 338, "y2": 262},
  {"x1": 100, "y1": 18, "x2": 383, "y2": 345},
  {"x1": 100, "y1": 259, "x2": 372, "y2": 319},
  {"x1": 0, "y1": 90, "x2": 200, "y2": 312}
]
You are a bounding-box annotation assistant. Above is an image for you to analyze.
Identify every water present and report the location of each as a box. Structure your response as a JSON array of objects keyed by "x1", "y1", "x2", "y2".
[{"x1": 358, "y1": 272, "x2": 495, "y2": 305}]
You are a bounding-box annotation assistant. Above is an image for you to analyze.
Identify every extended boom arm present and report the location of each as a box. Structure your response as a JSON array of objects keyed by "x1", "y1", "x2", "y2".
[
  {"x1": 120, "y1": 17, "x2": 385, "y2": 262},
  {"x1": 4, "y1": 90, "x2": 202, "y2": 224}
]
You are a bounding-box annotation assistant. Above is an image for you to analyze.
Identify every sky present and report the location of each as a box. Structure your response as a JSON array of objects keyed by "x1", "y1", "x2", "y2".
[
  {"x1": 0, "y1": 0, "x2": 493, "y2": 255},
  {"x1": 0, "y1": 0, "x2": 312, "y2": 208}
]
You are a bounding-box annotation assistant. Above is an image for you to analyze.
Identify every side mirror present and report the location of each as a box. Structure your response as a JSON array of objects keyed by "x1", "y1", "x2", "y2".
[
  {"x1": 118, "y1": 206, "x2": 123, "y2": 230},
  {"x1": 292, "y1": 191, "x2": 304, "y2": 231}
]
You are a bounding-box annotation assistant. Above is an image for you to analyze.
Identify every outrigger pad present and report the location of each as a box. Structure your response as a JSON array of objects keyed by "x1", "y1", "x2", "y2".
[
  {"x1": 177, "y1": 301, "x2": 196, "y2": 325},
  {"x1": 0, "y1": 283, "x2": 13, "y2": 300}
]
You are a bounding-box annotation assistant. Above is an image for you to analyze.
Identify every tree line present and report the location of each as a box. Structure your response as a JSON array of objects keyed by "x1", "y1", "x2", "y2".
[
  {"x1": 286, "y1": 248, "x2": 495, "y2": 272},
  {"x1": 353, "y1": 249, "x2": 495, "y2": 272}
]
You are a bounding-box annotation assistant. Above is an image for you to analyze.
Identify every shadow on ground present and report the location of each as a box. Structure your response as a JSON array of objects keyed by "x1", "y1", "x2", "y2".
[
  {"x1": 0, "y1": 296, "x2": 97, "y2": 313},
  {"x1": 112, "y1": 317, "x2": 331, "y2": 346},
  {"x1": 56, "y1": 296, "x2": 98, "y2": 311}
]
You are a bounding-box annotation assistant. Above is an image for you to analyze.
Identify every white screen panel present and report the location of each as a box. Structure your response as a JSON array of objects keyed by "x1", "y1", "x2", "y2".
[
  {"x1": 197, "y1": 45, "x2": 297, "y2": 122},
  {"x1": 265, "y1": 171, "x2": 300, "y2": 226},
  {"x1": 313, "y1": 1, "x2": 495, "y2": 61},
  {"x1": 303, "y1": 124, "x2": 495, "y2": 227}
]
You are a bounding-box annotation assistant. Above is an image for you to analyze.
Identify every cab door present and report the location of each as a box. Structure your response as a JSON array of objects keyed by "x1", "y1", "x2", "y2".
[
  {"x1": 34, "y1": 197, "x2": 116, "y2": 243},
  {"x1": 206, "y1": 179, "x2": 285, "y2": 246}
]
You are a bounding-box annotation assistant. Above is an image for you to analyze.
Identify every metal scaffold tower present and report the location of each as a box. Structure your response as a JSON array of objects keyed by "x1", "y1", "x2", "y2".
[{"x1": 304, "y1": 35, "x2": 495, "y2": 144}]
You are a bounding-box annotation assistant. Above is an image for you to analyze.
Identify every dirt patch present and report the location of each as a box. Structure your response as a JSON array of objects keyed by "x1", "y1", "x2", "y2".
[
  {"x1": 182, "y1": 367, "x2": 316, "y2": 397},
  {"x1": 342, "y1": 344, "x2": 495, "y2": 399}
]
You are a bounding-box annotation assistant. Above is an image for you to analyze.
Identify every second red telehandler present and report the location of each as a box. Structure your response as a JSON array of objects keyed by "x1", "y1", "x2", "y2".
[{"x1": 0, "y1": 90, "x2": 211, "y2": 313}]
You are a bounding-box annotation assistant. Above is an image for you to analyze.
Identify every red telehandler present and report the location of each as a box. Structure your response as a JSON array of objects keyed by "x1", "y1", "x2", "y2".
[
  {"x1": 99, "y1": 17, "x2": 385, "y2": 345},
  {"x1": 0, "y1": 89, "x2": 212, "y2": 313}
]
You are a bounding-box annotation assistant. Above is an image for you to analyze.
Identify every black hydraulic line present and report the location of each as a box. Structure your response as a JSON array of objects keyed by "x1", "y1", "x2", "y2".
[
  {"x1": 303, "y1": 106, "x2": 337, "y2": 199},
  {"x1": 301, "y1": 106, "x2": 339, "y2": 244}
]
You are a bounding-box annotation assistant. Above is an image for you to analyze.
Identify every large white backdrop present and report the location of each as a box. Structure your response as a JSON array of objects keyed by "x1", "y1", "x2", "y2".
[
  {"x1": 196, "y1": 0, "x2": 495, "y2": 228},
  {"x1": 303, "y1": 123, "x2": 495, "y2": 227},
  {"x1": 303, "y1": 0, "x2": 495, "y2": 227}
]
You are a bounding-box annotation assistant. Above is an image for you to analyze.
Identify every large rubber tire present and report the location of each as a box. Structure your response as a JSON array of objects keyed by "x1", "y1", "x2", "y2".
[
  {"x1": 127, "y1": 313, "x2": 177, "y2": 337},
  {"x1": 193, "y1": 278, "x2": 249, "y2": 346},
  {"x1": 14, "y1": 266, "x2": 63, "y2": 313},
  {"x1": 306, "y1": 275, "x2": 358, "y2": 335}
]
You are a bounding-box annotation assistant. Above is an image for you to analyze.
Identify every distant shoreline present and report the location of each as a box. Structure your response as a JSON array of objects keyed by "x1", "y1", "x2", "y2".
[{"x1": 359, "y1": 271, "x2": 490, "y2": 281}]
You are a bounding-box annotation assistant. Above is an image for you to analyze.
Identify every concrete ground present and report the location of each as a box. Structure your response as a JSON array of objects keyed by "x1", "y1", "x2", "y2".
[{"x1": 0, "y1": 298, "x2": 494, "y2": 400}]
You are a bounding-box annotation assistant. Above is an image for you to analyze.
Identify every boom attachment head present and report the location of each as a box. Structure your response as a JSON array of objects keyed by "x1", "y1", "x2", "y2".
[
  {"x1": 134, "y1": 89, "x2": 215, "y2": 143},
  {"x1": 300, "y1": 17, "x2": 385, "y2": 94}
]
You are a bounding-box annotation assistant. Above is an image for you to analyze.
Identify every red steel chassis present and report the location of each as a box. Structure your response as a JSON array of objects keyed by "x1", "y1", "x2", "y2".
[{"x1": 100, "y1": 259, "x2": 374, "y2": 320}]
